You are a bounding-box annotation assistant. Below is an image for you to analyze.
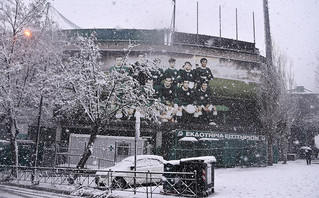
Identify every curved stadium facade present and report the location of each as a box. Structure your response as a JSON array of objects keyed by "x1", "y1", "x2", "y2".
[
  {"x1": 63, "y1": 28, "x2": 265, "y2": 127},
  {"x1": 35, "y1": 29, "x2": 269, "y2": 167}
]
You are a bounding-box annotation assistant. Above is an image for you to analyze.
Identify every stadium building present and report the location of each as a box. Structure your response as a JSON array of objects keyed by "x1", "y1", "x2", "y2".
[{"x1": 26, "y1": 28, "x2": 268, "y2": 168}]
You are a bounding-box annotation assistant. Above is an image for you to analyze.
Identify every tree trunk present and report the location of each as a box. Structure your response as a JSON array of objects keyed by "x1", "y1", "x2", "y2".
[
  {"x1": 267, "y1": 134, "x2": 274, "y2": 166},
  {"x1": 76, "y1": 124, "x2": 99, "y2": 169},
  {"x1": 68, "y1": 123, "x2": 100, "y2": 184},
  {"x1": 34, "y1": 95, "x2": 43, "y2": 168},
  {"x1": 281, "y1": 142, "x2": 288, "y2": 164},
  {"x1": 281, "y1": 130, "x2": 289, "y2": 164},
  {"x1": 9, "y1": 121, "x2": 19, "y2": 177}
]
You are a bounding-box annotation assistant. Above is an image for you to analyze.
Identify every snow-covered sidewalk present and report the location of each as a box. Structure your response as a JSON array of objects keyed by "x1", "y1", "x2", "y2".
[
  {"x1": 214, "y1": 159, "x2": 319, "y2": 198},
  {"x1": 1, "y1": 159, "x2": 318, "y2": 198},
  {"x1": 109, "y1": 159, "x2": 319, "y2": 198}
]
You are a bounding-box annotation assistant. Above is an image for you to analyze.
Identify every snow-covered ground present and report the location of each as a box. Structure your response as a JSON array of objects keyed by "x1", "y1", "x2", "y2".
[
  {"x1": 96, "y1": 159, "x2": 319, "y2": 198},
  {"x1": 2, "y1": 159, "x2": 318, "y2": 198},
  {"x1": 214, "y1": 159, "x2": 319, "y2": 198}
]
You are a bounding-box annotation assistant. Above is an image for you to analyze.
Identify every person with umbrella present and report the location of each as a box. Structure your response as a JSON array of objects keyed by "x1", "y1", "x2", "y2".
[{"x1": 305, "y1": 148, "x2": 313, "y2": 165}]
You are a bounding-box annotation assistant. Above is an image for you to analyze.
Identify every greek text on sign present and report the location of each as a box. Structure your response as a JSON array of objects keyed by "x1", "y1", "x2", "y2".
[{"x1": 176, "y1": 130, "x2": 266, "y2": 141}]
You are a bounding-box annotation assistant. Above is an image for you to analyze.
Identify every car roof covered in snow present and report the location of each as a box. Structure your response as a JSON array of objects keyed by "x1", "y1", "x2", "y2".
[
  {"x1": 166, "y1": 156, "x2": 216, "y2": 165},
  {"x1": 96, "y1": 155, "x2": 166, "y2": 174},
  {"x1": 180, "y1": 156, "x2": 216, "y2": 163},
  {"x1": 120, "y1": 155, "x2": 165, "y2": 163}
]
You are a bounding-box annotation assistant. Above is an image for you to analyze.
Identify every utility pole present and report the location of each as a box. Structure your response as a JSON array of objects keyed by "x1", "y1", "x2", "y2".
[{"x1": 263, "y1": 0, "x2": 273, "y2": 66}]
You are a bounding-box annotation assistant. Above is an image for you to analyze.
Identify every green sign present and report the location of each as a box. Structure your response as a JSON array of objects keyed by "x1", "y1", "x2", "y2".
[{"x1": 176, "y1": 130, "x2": 266, "y2": 141}]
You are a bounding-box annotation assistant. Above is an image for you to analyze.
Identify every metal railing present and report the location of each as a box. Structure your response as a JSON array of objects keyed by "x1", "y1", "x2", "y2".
[
  {"x1": 55, "y1": 153, "x2": 114, "y2": 169},
  {"x1": 0, "y1": 165, "x2": 199, "y2": 197},
  {"x1": 43, "y1": 146, "x2": 147, "y2": 169}
]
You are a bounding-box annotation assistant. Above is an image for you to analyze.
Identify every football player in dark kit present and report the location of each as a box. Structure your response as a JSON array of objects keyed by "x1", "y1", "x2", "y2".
[
  {"x1": 157, "y1": 76, "x2": 178, "y2": 122},
  {"x1": 176, "y1": 80, "x2": 197, "y2": 123},
  {"x1": 194, "y1": 80, "x2": 217, "y2": 125},
  {"x1": 163, "y1": 58, "x2": 180, "y2": 86},
  {"x1": 195, "y1": 58, "x2": 214, "y2": 87},
  {"x1": 178, "y1": 61, "x2": 196, "y2": 89},
  {"x1": 150, "y1": 58, "x2": 164, "y2": 87}
]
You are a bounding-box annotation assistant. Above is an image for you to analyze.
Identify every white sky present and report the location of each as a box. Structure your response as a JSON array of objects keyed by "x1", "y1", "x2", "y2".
[{"x1": 49, "y1": 0, "x2": 319, "y2": 91}]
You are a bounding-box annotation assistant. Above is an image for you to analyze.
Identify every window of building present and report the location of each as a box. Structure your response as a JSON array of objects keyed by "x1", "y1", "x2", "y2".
[{"x1": 117, "y1": 142, "x2": 130, "y2": 156}]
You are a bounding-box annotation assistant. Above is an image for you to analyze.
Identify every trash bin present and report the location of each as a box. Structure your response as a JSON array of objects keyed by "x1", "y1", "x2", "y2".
[{"x1": 163, "y1": 156, "x2": 216, "y2": 197}]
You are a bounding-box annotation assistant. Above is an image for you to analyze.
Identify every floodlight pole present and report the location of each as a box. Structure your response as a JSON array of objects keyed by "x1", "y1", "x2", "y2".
[
  {"x1": 253, "y1": 12, "x2": 256, "y2": 44},
  {"x1": 172, "y1": 0, "x2": 176, "y2": 30},
  {"x1": 236, "y1": 8, "x2": 238, "y2": 40},
  {"x1": 219, "y1": 5, "x2": 222, "y2": 38},
  {"x1": 196, "y1": 1, "x2": 199, "y2": 45}
]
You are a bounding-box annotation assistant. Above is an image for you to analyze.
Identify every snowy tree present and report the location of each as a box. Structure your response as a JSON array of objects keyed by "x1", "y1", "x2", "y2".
[
  {"x1": 0, "y1": 0, "x2": 65, "y2": 170},
  {"x1": 257, "y1": 42, "x2": 297, "y2": 165},
  {"x1": 297, "y1": 59, "x2": 319, "y2": 130},
  {"x1": 271, "y1": 45, "x2": 297, "y2": 164},
  {"x1": 55, "y1": 33, "x2": 163, "y2": 172}
]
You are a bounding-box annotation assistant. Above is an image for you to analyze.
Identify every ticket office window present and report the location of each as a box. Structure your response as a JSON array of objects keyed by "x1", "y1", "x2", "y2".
[{"x1": 117, "y1": 142, "x2": 130, "y2": 156}]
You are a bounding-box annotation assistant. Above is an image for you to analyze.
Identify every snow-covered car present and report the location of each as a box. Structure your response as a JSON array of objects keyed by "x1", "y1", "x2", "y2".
[{"x1": 95, "y1": 155, "x2": 166, "y2": 188}]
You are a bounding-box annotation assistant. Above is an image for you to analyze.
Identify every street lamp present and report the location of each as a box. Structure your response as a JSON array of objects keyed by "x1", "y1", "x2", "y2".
[{"x1": 24, "y1": 30, "x2": 31, "y2": 37}]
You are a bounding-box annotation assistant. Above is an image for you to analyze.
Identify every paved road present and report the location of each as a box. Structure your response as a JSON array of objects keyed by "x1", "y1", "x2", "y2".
[{"x1": 0, "y1": 185, "x2": 78, "y2": 198}]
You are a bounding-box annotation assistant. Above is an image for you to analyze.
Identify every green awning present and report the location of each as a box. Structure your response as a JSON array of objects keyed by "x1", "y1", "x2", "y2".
[
  {"x1": 210, "y1": 78, "x2": 259, "y2": 100},
  {"x1": 215, "y1": 105, "x2": 229, "y2": 111}
]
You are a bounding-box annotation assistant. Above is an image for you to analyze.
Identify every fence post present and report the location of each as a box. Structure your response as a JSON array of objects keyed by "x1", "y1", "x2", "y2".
[
  {"x1": 194, "y1": 170, "x2": 198, "y2": 197},
  {"x1": 146, "y1": 171, "x2": 149, "y2": 198},
  {"x1": 54, "y1": 142, "x2": 57, "y2": 168},
  {"x1": 51, "y1": 168, "x2": 54, "y2": 185},
  {"x1": 110, "y1": 169, "x2": 112, "y2": 193},
  {"x1": 150, "y1": 171, "x2": 153, "y2": 198}
]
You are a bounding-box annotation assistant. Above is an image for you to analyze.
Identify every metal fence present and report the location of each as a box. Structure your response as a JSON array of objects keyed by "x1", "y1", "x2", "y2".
[
  {"x1": 42, "y1": 145, "x2": 116, "y2": 169},
  {"x1": 0, "y1": 165, "x2": 199, "y2": 197},
  {"x1": 55, "y1": 152, "x2": 115, "y2": 169},
  {"x1": 43, "y1": 144, "x2": 148, "y2": 169}
]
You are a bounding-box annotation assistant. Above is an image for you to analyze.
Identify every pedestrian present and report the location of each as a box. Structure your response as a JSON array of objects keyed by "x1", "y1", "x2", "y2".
[
  {"x1": 305, "y1": 149, "x2": 312, "y2": 165},
  {"x1": 313, "y1": 147, "x2": 319, "y2": 158}
]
